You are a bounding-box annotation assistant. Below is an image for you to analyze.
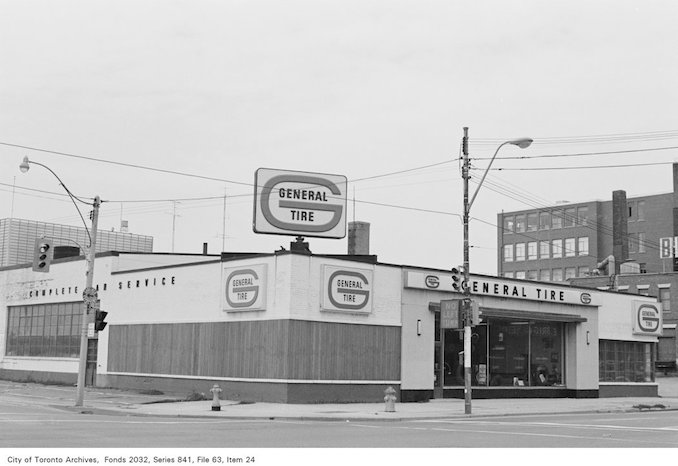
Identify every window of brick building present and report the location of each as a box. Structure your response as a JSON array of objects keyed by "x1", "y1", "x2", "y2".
[
  {"x1": 552, "y1": 239, "x2": 562, "y2": 258},
  {"x1": 564, "y1": 238, "x2": 576, "y2": 257},
  {"x1": 577, "y1": 206, "x2": 589, "y2": 226},
  {"x1": 539, "y1": 240, "x2": 550, "y2": 259},
  {"x1": 503, "y1": 244, "x2": 514, "y2": 262},
  {"x1": 539, "y1": 211, "x2": 550, "y2": 230},
  {"x1": 659, "y1": 286, "x2": 671, "y2": 314},
  {"x1": 515, "y1": 215, "x2": 526, "y2": 233},
  {"x1": 552, "y1": 210, "x2": 563, "y2": 229},
  {"x1": 515, "y1": 243, "x2": 526, "y2": 261},
  {"x1": 527, "y1": 213, "x2": 538, "y2": 232},
  {"x1": 527, "y1": 242, "x2": 537, "y2": 260},
  {"x1": 503, "y1": 216, "x2": 514, "y2": 234}
]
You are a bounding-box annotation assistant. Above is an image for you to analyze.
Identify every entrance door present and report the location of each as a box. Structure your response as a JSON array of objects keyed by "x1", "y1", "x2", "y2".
[{"x1": 433, "y1": 311, "x2": 443, "y2": 398}]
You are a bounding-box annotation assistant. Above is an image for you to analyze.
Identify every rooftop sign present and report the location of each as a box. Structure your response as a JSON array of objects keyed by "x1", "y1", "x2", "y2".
[{"x1": 253, "y1": 168, "x2": 348, "y2": 238}]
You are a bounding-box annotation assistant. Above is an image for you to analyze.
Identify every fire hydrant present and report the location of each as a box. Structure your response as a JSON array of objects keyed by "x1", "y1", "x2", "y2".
[
  {"x1": 384, "y1": 386, "x2": 396, "y2": 412},
  {"x1": 210, "y1": 384, "x2": 223, "y2": 411}
]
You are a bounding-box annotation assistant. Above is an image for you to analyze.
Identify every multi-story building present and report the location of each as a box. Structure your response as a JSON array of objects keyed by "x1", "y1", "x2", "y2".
[
  {"x1": 497, "y1": 164, "x2": 678, "y2": 282},
  {"x1": 0, "y1": 218, "x2": 153, "y2": 267}
]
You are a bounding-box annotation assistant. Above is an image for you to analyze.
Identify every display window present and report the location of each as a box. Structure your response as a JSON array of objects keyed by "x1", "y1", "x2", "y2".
[
  {"x1": 5, "y1": 302, "x2": 83, "y2": 358},
  {"x1": 599, "y1": 340, "x2": 654, "y2": 383},
  {"x1": 442, "y1": 318, "x2": 564, "y2": 387}
]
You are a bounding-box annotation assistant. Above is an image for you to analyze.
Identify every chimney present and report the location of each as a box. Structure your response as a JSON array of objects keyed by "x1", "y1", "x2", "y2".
[
  {"x1": 348, "y1": 221, "x2": 370, "y2": 255},
  {"x1": 202, "y1": 242, "x2": 208, "y2": 255},
  {"x1": 612, "y1": 190, "x2": 628, "y2": 274}
]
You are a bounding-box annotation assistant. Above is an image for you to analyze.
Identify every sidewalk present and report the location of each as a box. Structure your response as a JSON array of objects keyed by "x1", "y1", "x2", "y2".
[
  {"x1": 3, "y1": 379, "x2": 678, "y2": 422},
  {"x1": 102, "y1": 394, "x2": 678, "y2": 421}
]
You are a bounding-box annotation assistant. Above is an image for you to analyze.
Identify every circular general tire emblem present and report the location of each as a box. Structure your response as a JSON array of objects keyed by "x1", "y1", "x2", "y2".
[
  {"x1": 637, "y1": 304, "x2": 660, "y2": 332},
  {"x1": 580, "y1": 293, "x2": 592, "y2": 304},
  {"x1": 425, "y1": 275, "x2": 440, "y2": 289}
]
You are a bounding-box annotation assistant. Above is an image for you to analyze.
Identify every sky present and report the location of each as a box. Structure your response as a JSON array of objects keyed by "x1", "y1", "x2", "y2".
[{"x1": 1, "y1": 0, "x2": 677, "y2": 275}]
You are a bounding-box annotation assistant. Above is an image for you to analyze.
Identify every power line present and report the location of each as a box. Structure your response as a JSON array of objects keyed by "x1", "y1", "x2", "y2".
[
  {"x1": 0, "y1": 141, "x2": 252, "y2": 186},
  {"x1": 470, "y1": 129, "x2": 678, "y2": 145},
  {"x1": 472, "y1": 172, "x2": 666, "y2": 255},
  {"x1": 479, "y1": 161, "x2": 674, "y2": 171},
  {"x1": 472, "y1": 146, "x2": 678, "y2": 161}
]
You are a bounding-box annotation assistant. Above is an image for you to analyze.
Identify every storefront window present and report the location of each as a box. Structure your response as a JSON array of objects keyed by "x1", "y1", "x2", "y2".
[
  {"x1": 489, "y1": 320, "x2": 529, "y2": 386},
  {"x1": 530, "y1": 322, "x2": 563, "y2": 386},
  {"x1": 6, "y1": 303, "x2": 83, "y2": 358},
  {"x1": 442, "y1": 318, "x2": 564, "y2": 388},
  {"x1": 599, "y1": 340, "x2": 654, "y2": 382}
]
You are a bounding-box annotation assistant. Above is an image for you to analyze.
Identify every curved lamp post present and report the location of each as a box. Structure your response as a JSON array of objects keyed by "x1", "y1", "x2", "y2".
[
  {"x1": 20, "y1": 156, "x2": 101, "y2": 407},
  {"x1": 460, "y1": 129, "x2": 532, "y2": 415}
]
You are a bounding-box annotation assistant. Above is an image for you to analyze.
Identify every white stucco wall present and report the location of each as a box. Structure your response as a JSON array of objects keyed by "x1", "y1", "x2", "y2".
[{"x1": 596, "y1": 291, "x2": 660, "y2": 343}]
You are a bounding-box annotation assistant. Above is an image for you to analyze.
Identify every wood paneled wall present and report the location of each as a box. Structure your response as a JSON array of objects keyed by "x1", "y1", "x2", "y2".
[{"x1": 108, "y1": 319, "x2": 401, "y2": 381}]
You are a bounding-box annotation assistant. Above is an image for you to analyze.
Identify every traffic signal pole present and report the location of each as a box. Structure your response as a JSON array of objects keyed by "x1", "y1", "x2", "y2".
[
  {"x1": 461, "y1": 127, "x2": 472, "y2": 415},
  {"x1": 75, "y1": 195, "x2": 100, "y2": 407}
]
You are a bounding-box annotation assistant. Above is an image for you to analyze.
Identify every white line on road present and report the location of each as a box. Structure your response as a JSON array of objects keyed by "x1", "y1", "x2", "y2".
[
  {"x1": 348, "y1": 423, "x2": 676, "y2": 446},
  {"x1": 416, "y1": 419, "x2": 678, "y2": 433}
]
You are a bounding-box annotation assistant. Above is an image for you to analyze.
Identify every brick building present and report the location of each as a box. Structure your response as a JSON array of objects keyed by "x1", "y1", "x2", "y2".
[{"x1": 0, "y1": 218, "x2": 153, "y2": 267}]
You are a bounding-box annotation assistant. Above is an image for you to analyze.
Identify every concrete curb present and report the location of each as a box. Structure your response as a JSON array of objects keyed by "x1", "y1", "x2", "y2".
[{"x1": 48, "y1": 402, "x2": 678, "y2": 423}]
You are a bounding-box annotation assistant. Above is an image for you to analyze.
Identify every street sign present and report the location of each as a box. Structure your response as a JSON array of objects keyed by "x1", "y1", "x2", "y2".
[
  {"x1": 82, "y1": 287, "x2": 98, "y2": 304},
  {"x1": 253, "y1": 168, "x2": 348, "y2": 238},
  {"x1": 440, "y1": 299, "x2": 462, "y2": 329}
]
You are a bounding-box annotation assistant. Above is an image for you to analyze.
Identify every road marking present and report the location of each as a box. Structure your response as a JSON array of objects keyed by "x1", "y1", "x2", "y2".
[
  {"x1": 350, "y1": 423, "x2": 674, "y2": 446},
  {"x1": 416, "y1": 419, "x2": 678, "y2": 433}
]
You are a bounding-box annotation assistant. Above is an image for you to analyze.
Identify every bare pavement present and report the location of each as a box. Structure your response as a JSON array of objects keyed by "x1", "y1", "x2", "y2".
[{"x1": 2, "y1": 375, "x2": 678, "y2": 422}]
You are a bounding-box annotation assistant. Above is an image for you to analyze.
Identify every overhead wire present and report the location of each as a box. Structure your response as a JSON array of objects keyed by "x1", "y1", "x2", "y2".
[
  {"x1": 3, "y1": 133, "x2": 678, "y2": 258},
  {"x1": 472, "y1": 170, "x2": 666, "y2": 255}
]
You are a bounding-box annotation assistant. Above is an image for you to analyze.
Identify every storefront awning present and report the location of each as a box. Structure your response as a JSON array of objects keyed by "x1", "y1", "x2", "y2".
[
  {"x1": 428, "y1": 302, "x2": 586, "y2": 323},
  {"x1": 479, "y1": 308, "x2": 587, "y2": 323}
]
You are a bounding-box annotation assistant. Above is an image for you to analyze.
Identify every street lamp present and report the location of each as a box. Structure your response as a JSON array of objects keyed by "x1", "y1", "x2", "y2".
[
  {"x1": 20, "y1": 156, "x2": 101, "y2": 407},
  {"x1": 460, "y1": 128, "x2": 532, "y2": 414}
]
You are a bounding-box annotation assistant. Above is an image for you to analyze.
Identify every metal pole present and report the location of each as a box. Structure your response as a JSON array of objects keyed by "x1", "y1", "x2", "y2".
[
  {"x1": 75, "y1": 195, "x2": 100, "y2": 407},
  {"x1": 462, "y1": 127, "x2": 472, "y2": 415}
]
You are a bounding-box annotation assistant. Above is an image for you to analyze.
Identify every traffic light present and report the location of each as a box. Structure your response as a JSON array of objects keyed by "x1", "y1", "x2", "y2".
[
  {"x1": 94, "y1": 310, "x2": 108, "y2": 332},
  {"x1": 451, "y1": 266, "x2": 464, "y2": 292},
  {"x1": 470, "y1": 300, "x2": 482, "y2": 326},
  {"x1": 32, "y1": 238, "x2": 54, "y2": 272}
]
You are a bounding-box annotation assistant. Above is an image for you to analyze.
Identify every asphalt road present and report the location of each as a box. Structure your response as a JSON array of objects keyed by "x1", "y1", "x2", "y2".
[{"x1": 1, "y1": 401, "x2": 677, "y2": 448}]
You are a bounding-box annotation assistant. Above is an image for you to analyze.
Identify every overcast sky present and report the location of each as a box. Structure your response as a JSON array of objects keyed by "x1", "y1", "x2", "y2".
[{"x1": 1, "y1": 0, "x2": 677, "y2": 275}]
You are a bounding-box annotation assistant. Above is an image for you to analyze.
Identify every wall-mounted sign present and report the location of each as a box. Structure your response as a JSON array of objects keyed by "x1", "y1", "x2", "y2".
[
  {"x1": 322, "y1": 265, "x2": 372, "y2": 314},
  {"x1": 223, "y1": 264, "x2": 267, "y2": 312},
  {"x1": 405, "y1": 270, "x2": 601, "y2": 306},
  {"x1": 659, "y1": 237, "x2": 678, "y2": 259},
  {"x1": 253, "y1": 168, "x2": 347, "y2": 238},
  {"x1": 632, "y1": 301, "x2": 662, "y2": 335}
]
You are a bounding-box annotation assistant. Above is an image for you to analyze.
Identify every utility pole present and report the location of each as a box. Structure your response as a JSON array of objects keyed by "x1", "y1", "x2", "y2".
[
  {"x1": 75, "y1": 195, "x2": 100, "y2": 407},
  {"x1": 222, "y1": 187, "x2": 227, "y2": 252},
  {"x1": 461, "y1": 127, "x2": 472, "y2": 415},
  {"x1": 171, "y1": 201, "x2": 181, "y2": 253}
]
